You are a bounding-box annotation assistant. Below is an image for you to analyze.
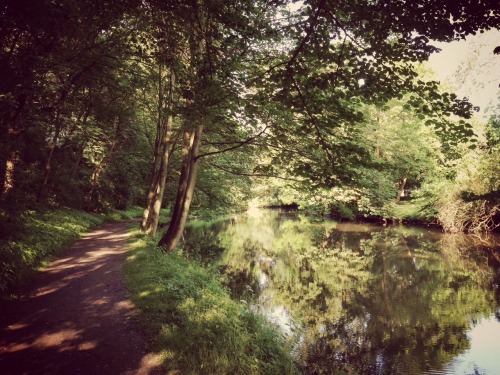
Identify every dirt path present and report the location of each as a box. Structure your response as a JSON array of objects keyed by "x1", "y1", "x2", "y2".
[{"x1": 0, "y1": 221, "x2": 162, "y2": 375}]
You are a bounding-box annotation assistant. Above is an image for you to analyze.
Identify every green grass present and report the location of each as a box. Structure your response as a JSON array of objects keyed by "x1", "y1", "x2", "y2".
[
  {"x1": 123, "y1": 230, "x2": 297, "y2": 375},
  {"x1": 0, "y1": 206, "x2": 144, "y2": 296},
  {"x1": 104, "y1": 205, "x2": 145, "y2": 222},
  {"x1": 393, "y1": 199, "x2": 437, "y2": 222}
]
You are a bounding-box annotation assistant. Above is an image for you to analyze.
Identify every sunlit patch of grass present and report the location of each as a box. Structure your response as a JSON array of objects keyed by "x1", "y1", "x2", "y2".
[
  {"x1": 393, "y1": 199, "x2": 436, "y2": 221},
  {"x1": 123, "y1": 232, "x2": 296, "y2": 375}
]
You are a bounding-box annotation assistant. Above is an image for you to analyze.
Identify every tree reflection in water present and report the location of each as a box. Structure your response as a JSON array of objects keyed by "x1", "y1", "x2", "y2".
[{"x1": 183, "y1": 209, "x2": 500, "y2": 375}]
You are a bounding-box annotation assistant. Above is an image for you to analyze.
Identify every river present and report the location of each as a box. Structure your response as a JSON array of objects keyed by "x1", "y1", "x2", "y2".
[{"x1": 183, "y1": 208, "x2": 500, "y2": 375}]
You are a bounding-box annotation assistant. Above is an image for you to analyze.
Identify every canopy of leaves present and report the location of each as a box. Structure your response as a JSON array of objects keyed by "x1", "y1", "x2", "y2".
[{"x1": 1, "y1": 0, "x2": 499, "y2": 232}]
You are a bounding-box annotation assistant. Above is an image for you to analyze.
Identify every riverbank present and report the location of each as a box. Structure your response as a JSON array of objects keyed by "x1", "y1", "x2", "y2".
[
  {"x1": 0, "y1": 206, "x2": 144, "y2": 297},
  {"x1": 0, "y1": 205, "x2": 297, "y2": 374},
  {"x1": 123, "y1": 228, "x2": 296, "y2": 374},
  {"x1": 172, "y1": 209, "x2": 500, "y2": 374},
  {"x1": 266, "y1": 199, "x2": 440, "y2": 228}
]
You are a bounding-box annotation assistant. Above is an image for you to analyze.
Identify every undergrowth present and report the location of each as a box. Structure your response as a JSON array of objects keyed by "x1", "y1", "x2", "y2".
[
  {"x1": 0, "y1": 206, "x2": 143, "y2": 296},
  {"x1": 123, "y1": 230, "x2": 296, "y2": 375}
]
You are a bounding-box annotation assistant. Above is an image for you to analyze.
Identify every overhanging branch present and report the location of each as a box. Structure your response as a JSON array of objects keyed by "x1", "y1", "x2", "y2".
[
  {"x1": 196, "y1": 125, "x2": 268, "y2": 159},
  {"x1": 207, "y1": 162, "x2": 305, "y2": 182}
]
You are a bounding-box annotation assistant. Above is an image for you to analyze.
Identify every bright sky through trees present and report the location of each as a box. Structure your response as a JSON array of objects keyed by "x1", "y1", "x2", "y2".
[{"x1": 429, "y1": 29, "x2": 500, "y2": 119}]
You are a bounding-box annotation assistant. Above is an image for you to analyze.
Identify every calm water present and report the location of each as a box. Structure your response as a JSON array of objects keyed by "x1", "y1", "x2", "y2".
[{"x1": 183, "y1": 209, "x2": 500, "y2": 375}]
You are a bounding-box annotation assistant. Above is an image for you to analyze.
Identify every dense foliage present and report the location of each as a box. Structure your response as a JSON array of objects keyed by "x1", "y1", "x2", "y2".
[
  {"x1": 1, "y1": 1, "x2": 499, "y2": 372},
  {"x1": 1, "y1": 0, "x2": 499, "y2": 251}
]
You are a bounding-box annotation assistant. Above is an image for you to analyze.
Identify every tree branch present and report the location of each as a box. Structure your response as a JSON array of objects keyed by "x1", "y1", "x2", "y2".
[
  {"x1": 285, "y1": 0, "x2": 326, "y2": 72},
  {"x1": 207, "y1": 162, "x2": 305, "y2": 182},
  {"x1": 196, "y1": 125, "x2": 268, "y2": 159},
  {"x1": 288, "y1": 74, "x2": 337, "y2": 167}
]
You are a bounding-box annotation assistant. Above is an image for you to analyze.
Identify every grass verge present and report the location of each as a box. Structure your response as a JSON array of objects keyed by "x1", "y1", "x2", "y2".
[
  {"x1": 0, "y1": 206, "x2": 144, "y2": 296},
  {"x1": 123, "y1": 229, "x2": 297, "y2": 375},
  {"x1": 393, "y1": 199, "x2": 437, "y2": 222}
]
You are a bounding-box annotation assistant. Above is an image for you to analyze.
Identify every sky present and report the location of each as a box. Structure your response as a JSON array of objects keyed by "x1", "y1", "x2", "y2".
[
  {"x1": 428, "y1": 29, "x2": 500, "y2": 119},
  {"x1": 285, "y1": 1, "x2": 499, "y2": 120}
]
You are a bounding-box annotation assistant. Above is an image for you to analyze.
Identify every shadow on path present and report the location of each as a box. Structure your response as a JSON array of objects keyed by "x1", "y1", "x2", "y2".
[{"x1": 0, "y1": 221, "x2": 162, "y2": 375}]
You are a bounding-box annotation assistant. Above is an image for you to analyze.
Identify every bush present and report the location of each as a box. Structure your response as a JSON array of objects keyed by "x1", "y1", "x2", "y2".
[
  {"x1": 438, "y1": 194, "x2": 500, "y2": 233},
  {"x1": 435, "y1": 142, "x2": 500, "y2": 233}
]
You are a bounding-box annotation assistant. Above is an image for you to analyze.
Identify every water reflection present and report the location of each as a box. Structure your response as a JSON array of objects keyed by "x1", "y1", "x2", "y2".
[{"x1": 183, "y1": 209, "x2": 500, "y2": 374}]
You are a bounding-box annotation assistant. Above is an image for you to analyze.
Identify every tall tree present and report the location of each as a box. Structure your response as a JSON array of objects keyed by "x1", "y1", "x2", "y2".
[{"x1": 156, "y1": 0, "x2": 279, "y2": 249}]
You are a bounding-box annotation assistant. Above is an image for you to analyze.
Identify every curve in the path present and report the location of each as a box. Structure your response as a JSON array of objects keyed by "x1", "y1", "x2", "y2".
[{"x1": 0, "y1": 221, "x2": 162, "y2": 375}]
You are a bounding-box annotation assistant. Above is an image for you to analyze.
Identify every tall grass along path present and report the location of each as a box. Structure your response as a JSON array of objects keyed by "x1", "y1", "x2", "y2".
[{"x1": 0, "y1": 220, "x2": 162, "y2": 374}]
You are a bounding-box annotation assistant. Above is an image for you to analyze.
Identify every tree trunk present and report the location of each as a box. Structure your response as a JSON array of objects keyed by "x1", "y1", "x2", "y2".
[
  {"x1": 1, "y1": 94, "x2": 27, "y2": 201},
  {"x1": 70, "y1": 103, "x2": 92, "y2": 180},
  {"x1": 148, "y1": 70, "x2": 175, "y2": 237},
  {"x1": 38, "y1": 121, "x2": 61, "y2": 201},
  {"x1": 157, "y1": 0, "x2": 207, "y2": 249},
  {"x1": 88, "y1": 119, "x2": 119, "y2": 207},
  {"x1": 395, "y1": 173, "x2": 408, "y2": 203},
  {"x1": 140, "y1": 174, "x2": 160, "y2": 230},
  {"x1": 1, "y1": 150, "x2": 17, "y2": 202},
  {"x1": 141, "y1": 64, "x2": 166, "y2": 231},
  {"x1": 71, "y1": 143, "x2": 85, "y2": 180},
  {"x1": 158, "y1": 124, "x2": 203, "y2": 251},
  {"x1": 38, "y1": 86, "x2": 68, "y2": 201}
]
